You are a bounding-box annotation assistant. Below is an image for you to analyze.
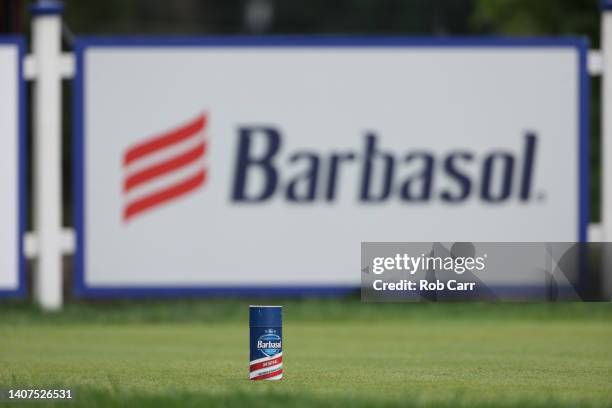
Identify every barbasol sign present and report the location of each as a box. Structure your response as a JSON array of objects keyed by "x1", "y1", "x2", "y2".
[{"x1": 74, "y1": 37, "x2": 588, "y2": 295}]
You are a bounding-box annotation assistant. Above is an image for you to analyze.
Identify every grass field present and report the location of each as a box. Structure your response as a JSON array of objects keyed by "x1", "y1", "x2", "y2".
[{"x1": 0, "y1": 301, "x2": 611, "y2": 407}]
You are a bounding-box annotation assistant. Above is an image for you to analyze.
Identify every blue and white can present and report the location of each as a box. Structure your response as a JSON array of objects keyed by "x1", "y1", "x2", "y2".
[{"x1": 249, "y1": 305, "x2": 283, "y2": 380}]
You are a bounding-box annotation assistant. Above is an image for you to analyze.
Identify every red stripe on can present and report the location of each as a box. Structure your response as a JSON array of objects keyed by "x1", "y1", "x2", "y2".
[
  {"x1": 250, "y1": 356, "x2": 282, "y2": 372},
  {"x1": 251, "y1": 368, "x2": 283, "y2": 381}
]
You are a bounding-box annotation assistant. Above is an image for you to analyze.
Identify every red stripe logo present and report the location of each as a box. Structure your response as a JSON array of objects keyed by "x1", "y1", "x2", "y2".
[{"x1": 122, "y1": 113, "x2": 208, "y2": 222}]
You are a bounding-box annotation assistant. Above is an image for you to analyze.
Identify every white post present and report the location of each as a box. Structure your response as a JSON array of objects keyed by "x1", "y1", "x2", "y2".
[
  {"x1": 602, "y1": 0, "x2": 612, "y2": 299},
  {"x1": 31, "y1": 0, "x2": 64, "y2": 310}
]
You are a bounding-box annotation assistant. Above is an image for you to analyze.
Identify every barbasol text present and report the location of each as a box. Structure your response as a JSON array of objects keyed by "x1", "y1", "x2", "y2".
[{"x1": 232, "y1": 128, "x2": 538, "y2": 204}]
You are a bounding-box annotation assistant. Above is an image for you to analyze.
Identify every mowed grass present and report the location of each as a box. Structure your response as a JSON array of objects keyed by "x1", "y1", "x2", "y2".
[{"x1": 0, "y1": 301, "x2": 611, "y2": 407}]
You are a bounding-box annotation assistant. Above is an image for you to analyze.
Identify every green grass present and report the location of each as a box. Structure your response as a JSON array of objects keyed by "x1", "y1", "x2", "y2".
[{"x1": 0, "y1": 301, "x2": 611, "y2": 407}]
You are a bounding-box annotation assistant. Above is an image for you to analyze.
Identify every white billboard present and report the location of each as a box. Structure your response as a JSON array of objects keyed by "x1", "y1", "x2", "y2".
[
  {"x1": 74, "y1": 37, "x2": 588, "y2": 295},
  {"x1": 0, "y1": 38, "x2": 25, "y2": 297}
]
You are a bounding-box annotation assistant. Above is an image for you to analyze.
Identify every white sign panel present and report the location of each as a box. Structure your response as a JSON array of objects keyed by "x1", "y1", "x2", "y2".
[
  {"x1": 75, "y1": 38, "x2": 588, "y2": 295},
  {"x1": 0, "y1": 38, "x2": 24, "y2": 297}
]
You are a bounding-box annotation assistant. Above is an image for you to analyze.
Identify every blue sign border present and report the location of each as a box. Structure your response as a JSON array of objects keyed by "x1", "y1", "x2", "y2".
[
  {"x1": 73, "y1": 36, "x2": 590, "y2": 298},
  {"x1": 0, "y1": 36, "x2": 27, "y2": 298}
]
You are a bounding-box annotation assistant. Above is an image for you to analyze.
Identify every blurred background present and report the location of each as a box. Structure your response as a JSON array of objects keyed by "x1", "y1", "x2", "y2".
[
  {"x1": 0, "y1": 0, "x2": 604, "y2": 229},
  {"x1": 0, "y1": 0, "x2": 606, "y2": 300}
]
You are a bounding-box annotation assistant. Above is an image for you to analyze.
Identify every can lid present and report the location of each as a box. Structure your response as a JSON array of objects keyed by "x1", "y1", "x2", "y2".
[{"x1": 249, "y1": 305, "x2": 282, "y2": 327}]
